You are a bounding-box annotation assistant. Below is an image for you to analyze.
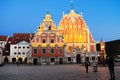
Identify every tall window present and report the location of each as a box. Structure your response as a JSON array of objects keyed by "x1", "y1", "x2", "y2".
[
  {"x1": 42, "y1": 39, "x2": 46, "y2": 43},
  {"x1": 50, "y1": 48, "x2": 54, "y2": 54},
  {"x1": 59, "y1": 48, "x2": 63, "y2": 54},
  {"x1": 42, "y1": 48, "x2": 46, "y2": 54},
  {"x1": 51, "y1": 39, "x2": 54, "y2": 43},
  {"x1": 34, "y1": 48, "x2": 37, "y2": 54}
]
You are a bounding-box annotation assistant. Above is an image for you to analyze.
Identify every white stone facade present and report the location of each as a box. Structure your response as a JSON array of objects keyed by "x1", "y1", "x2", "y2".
[{"x1": 10, "y1": 41, "x2": 30, "y2": 63}]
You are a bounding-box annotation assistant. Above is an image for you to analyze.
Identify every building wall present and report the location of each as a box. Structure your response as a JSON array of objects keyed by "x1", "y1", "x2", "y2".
[
  {"x1": 31, "y1": 31, "x2": 65, "y2": 64},
  {"x1": 10, "y1": 43, "x2": 30, "y2": 63},
  {"x1": 0, "y1": 41, "x2": 7, "y2": 49},
  {"x1": 0, "y1": 47, "x2": 3, "y2": 64}
]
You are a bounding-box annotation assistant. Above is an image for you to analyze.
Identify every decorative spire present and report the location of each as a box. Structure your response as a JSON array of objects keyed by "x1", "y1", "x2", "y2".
[
  {"x1": 100, "y1": 37, "x2": 103, "y2": 42},
  {"x1": 46, "y1": 8, "x2": 50, "y2": 14},
  {"x1": 80, "y1": 12, "x2": 83, "y2": 17},
  {"x1": 70, "y1": 0, "x2": 73, "y2": 10}
]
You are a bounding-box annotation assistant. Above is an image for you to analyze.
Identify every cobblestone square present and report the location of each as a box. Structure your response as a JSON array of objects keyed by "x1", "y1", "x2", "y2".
[{"x1": 0, "y1": 64, "x2": 120, "y2": 80}]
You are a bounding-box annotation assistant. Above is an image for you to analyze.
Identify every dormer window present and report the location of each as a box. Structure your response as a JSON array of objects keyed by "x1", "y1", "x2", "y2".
[{"x1": 49, "y1": 26, "x2": 51, "y2": 30}]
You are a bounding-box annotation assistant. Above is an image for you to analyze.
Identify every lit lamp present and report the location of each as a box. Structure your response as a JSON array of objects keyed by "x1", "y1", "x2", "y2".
[
  {"x1": 23, "y1": 56, "x2": 25, "y2": 63},
  {"x1": 100, "y1": 41, "x2": 105, "y2": 64},
  {"x1": 16, "y1": 56, "x2": 18, "y2": 62},
  {"x1": 84, "y1": 48, "x2": 86, "y2": 53}
]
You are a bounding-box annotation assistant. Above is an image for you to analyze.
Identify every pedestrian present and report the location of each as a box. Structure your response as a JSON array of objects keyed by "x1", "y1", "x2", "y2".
[
  {"x1": 16, "y1": 61, "x2": 19, "y2": 66},
  {"x1": 92, "y1": 60, "x2": 97, "y2": 72},
  {"x1": 107, "y1": 56, "x2": 115, "y2": 80},
  {"x1": 84, "y1": 59, "x2": 90, "y2": 73}
]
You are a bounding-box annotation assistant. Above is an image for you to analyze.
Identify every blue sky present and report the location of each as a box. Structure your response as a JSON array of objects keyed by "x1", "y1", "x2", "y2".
[{"x1": 0, "y1": 0, "x2": 120, "y2": 42}]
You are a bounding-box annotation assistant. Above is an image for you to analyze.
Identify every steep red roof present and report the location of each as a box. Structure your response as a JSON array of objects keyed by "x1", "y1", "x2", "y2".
[
  {"x1": 0, "y1": 35, "x2": 8, "y2": 41},
  {"x1": 11, "y1": 33, "x2": 34, "y2": 44}
]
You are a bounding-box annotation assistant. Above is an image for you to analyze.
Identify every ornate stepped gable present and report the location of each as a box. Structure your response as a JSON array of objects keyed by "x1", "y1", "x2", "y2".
[
  {"x1": 58, "y1": 10, "x2": 95, "y2": 52},
  {"x1": 58, "y1": 10, "x2": 94, "y2": 43},
  {"x1": 31, "y1": 13, "x2": 63, "y2": 47},
  {"x1": 35, "y1": 13, "x2": 57, "y2": 36}
]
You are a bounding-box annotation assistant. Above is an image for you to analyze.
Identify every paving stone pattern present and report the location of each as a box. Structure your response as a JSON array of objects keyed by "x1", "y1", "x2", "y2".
[{"x1": 0, "y1": 64, "x2": 120, "y2": 80}]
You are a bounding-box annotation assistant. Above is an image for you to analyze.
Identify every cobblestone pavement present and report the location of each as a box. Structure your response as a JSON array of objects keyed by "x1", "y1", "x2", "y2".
[{"x1": 0, "y1": 64, "x2": 120, "y2": 80}]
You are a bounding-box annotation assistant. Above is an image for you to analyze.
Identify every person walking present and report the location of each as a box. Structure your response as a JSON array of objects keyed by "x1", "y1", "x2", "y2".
[
  {"x1": 84, "y1": 59, "x2": 90, "y2": 73},
  {"x1": 92, "y1": 60, "x2": 97, "y2": 72},
  {"x1": 107, "y1": 56, "x2": 115, "y2": 80}
]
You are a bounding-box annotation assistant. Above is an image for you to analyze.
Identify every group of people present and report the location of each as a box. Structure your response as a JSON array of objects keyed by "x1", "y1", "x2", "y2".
[
  {"x1": 84, "y1": 55, "x2": 115, "y2": 80},
  {"x1": 84, "y1": 59, "x2": 97, "y2": 73}
]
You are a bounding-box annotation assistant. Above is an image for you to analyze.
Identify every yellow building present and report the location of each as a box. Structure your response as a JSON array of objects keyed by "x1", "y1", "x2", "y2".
[{"x1": 58, "y1": 9, "x2": 99, "y2": 63}]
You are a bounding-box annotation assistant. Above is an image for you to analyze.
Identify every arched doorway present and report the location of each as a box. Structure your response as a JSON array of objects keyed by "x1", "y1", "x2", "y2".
[
  {"x1": 4, "y1": 56, "x2": 9, "y2": 63},
  {"x1": 76, "y1": 54, "x2": 81, "y2": 64},
  {"x1": 18, "y1": 57, "x2": 22, "y2": 63},
  {"x1": 12, "y1": 58, "x2": 16, "y2": 63},
  {"x1": 24, "y1": 58, "x2": 27, "y2": 63},
  {"x1": 59, "y1": 58, "x2": 63, "y2": 64}
]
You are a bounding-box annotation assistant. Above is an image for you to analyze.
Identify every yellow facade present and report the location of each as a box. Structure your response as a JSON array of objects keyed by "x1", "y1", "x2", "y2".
[{"x1": 35, "y1": 13, "x2": 57, "y2": 36}]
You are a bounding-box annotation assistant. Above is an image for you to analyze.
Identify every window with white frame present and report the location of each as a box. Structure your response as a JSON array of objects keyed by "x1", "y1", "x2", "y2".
[
  {"x1": 34, "y1": 48, "x2": 38, "y2": 54},
  {"x1": 42, "y1": 48, "x2": 46, "y2": 54},
  {"x1": 42, "y1": 57, "x2": 46, "y2": 63},
  {"x1": 50, "y1": 48, "x2": 54, "y2": 54}
]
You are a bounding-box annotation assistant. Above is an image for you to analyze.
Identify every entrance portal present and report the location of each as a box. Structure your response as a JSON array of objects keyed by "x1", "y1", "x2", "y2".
[
  {"x1": 76, "y1": 54, "x2": 81, "y2": 64},
  {"x1": 12, "y1": 58, "x2": 16, "y2": 63},
  {"x1": 86, "y1": 57, "x2": 89, "y2": 61},
  {"x1": 18, "y1": 58, "x2": 22, "y2": 63},
  {"x1": 33, "y1": 58, "x2": 38, "y2": 65},
  {"x1": 25, "y1": 58, "x2": 27, "y2": 63},
  {"x1": 4, "y1": 57, "x2": 9, "y2": 63},
  {"x1": 59, "y1": 58, "x2": 63, "y2": 64}
]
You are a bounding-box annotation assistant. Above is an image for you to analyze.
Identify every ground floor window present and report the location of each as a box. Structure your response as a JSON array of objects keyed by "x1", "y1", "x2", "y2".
[
  {"x1": 92, "y1": 57, "x2": 95, "y2": 60},
  {"x1": 50, "y1": 58, "x2": 55, "y2": 63},
  {"x1": 42, "y1": 57, "x2": 46, "y2": 63},
  {"x1": 68, "y1": 57, "x2": 71, "y2": 62}
]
